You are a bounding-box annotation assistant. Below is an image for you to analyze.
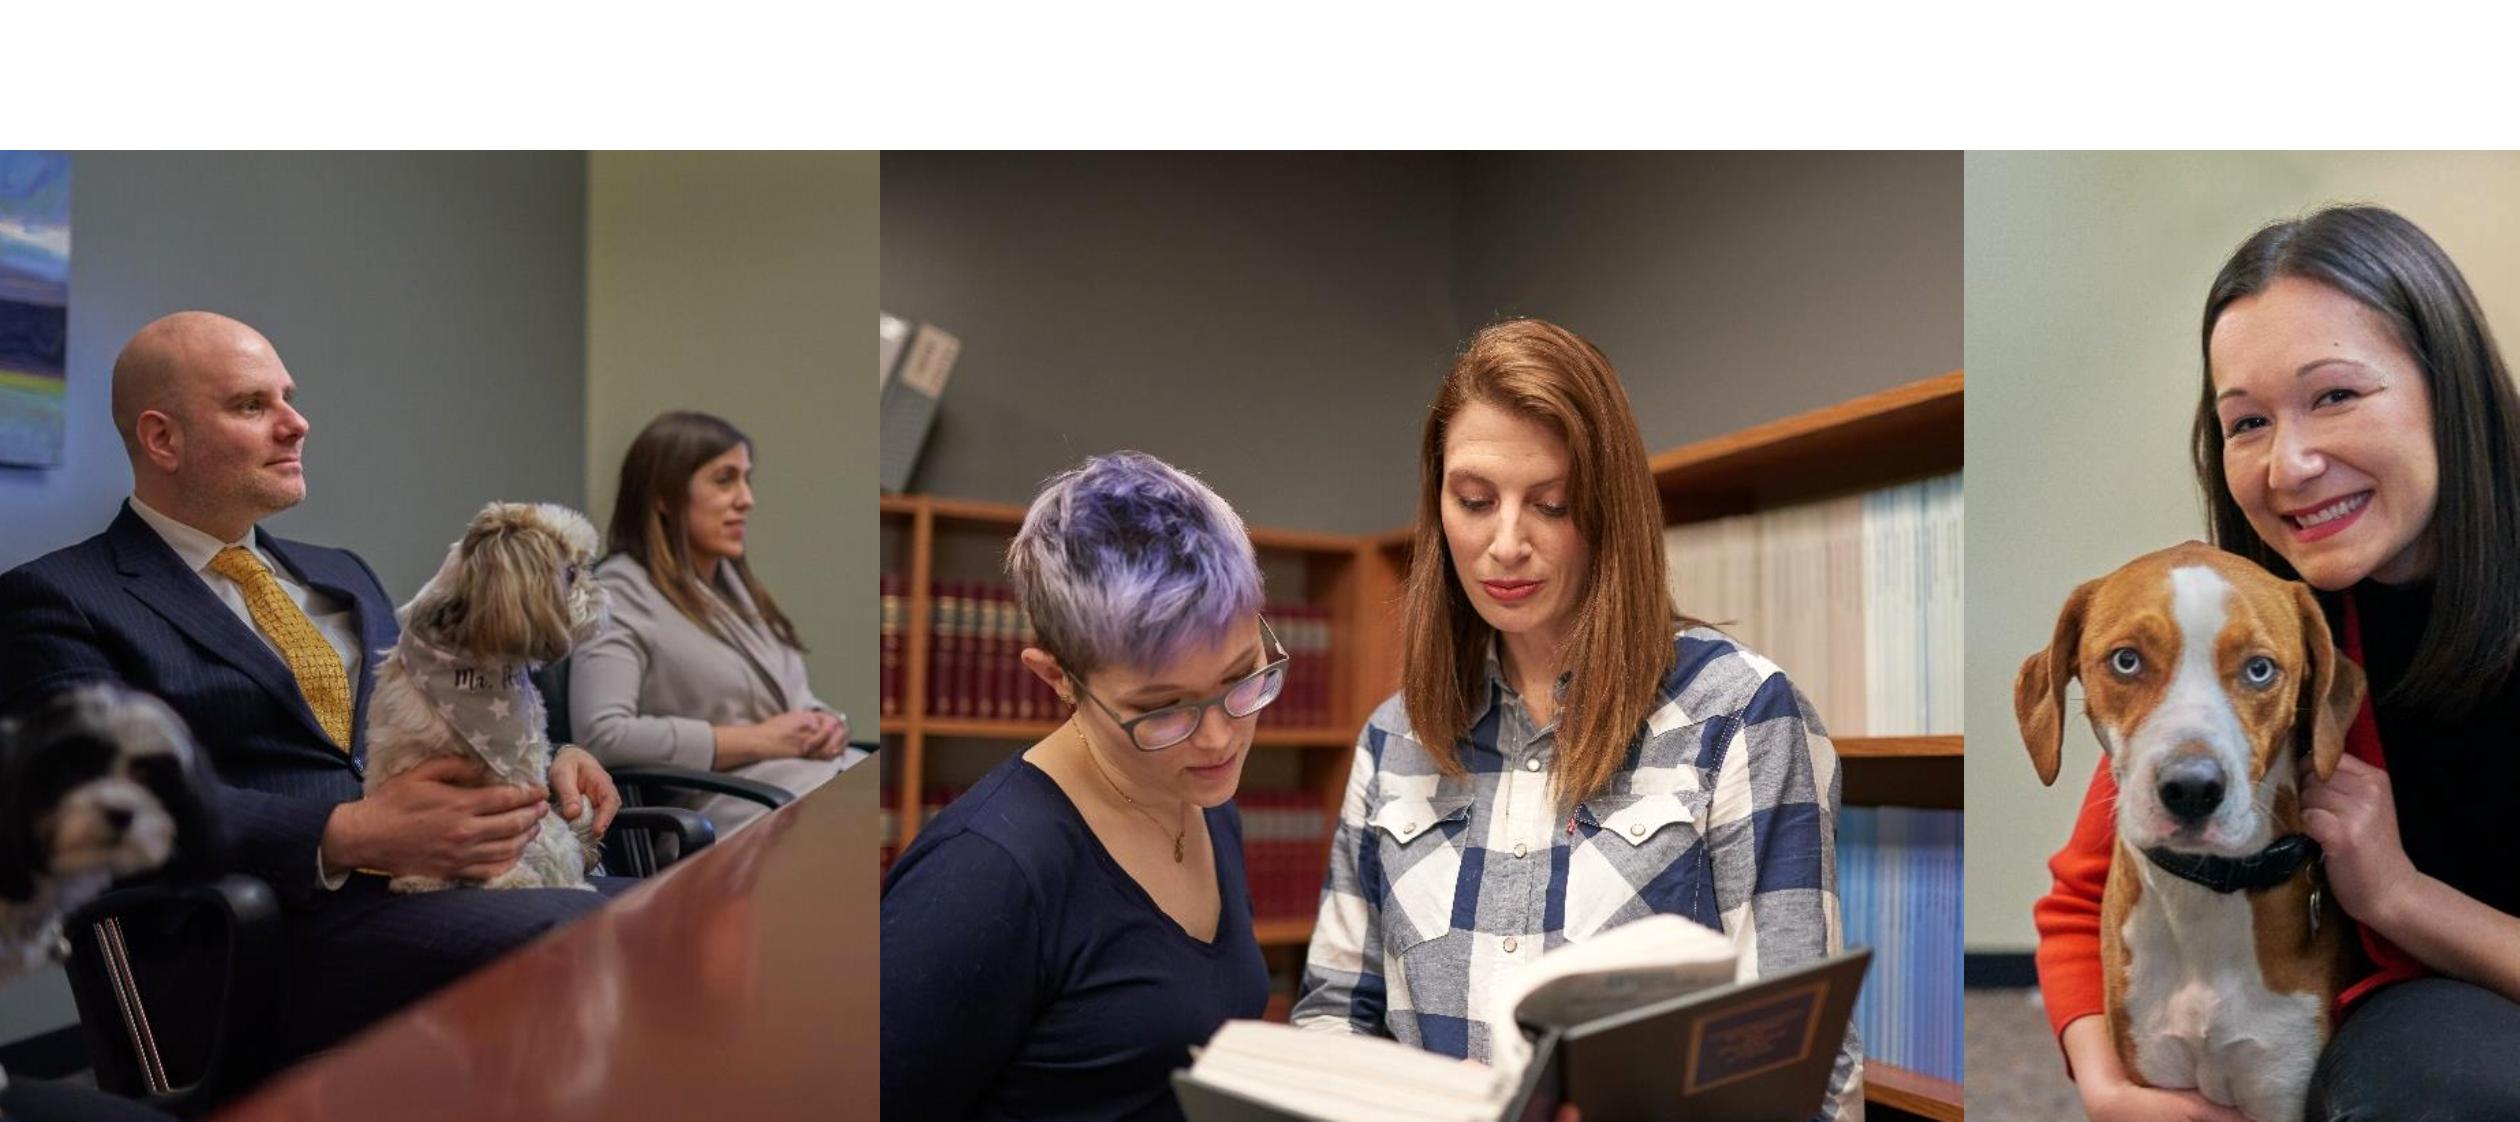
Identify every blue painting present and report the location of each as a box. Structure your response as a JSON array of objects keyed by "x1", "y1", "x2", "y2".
[{"x1": 0, "y1": 151, "x2": 70, "y2": 468}]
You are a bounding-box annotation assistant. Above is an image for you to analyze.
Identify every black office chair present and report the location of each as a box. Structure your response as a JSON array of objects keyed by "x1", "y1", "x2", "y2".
[
  {"x1": 58, "y1": 662, "x2": 722, "y2": 1117},
  {"x1": 533, "y1": 659, "x2": 796, "y2": 805}
]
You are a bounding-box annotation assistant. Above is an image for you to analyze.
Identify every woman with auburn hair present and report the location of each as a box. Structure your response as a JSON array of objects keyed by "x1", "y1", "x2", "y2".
[
  {"x1": 882, "y1": 452, "x2": 1276, "y2": 1122},
  {"x1": 2038, "y1": 206, "x2": 2520, "y2": 1121},
  {"x1": 569, "y1": 411, "x2": 855, "y2": 836},
  {"x1": 1290, "y1": 318, "x2": 1861, "y2": 1121}
]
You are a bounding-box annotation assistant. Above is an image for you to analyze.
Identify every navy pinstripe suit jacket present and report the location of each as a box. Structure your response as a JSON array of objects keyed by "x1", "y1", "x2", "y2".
[{"x1": 0, "y1": 503, "x2": 398, "y2": 907}]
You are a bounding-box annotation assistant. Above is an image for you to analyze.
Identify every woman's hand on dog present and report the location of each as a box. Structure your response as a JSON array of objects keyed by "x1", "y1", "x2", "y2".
[
  {"x1": 2064, "y1": 1015, "x2": 2252, "y2": 1122},
  {"x1": 2080, "y1": 1077, "x2": 2255, "y2": 1122},
  {"x1": 549, "y1": 745, "x2": 621, "y2": 836},
  {"x1": 2303, "y1": 755, "x2": 2422, "y2": 933},
  {"x1": 324, "y1": 757, "x2": 552, "y2": 881}
]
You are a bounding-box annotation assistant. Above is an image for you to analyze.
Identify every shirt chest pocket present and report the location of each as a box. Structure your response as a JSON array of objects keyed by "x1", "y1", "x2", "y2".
[
  {"x1": 1567, "y1": 788, "x2": 1719, "y2": 931},
  {"x1": 1365, "y1": 794, "x2": 1474, "y2": 951}
]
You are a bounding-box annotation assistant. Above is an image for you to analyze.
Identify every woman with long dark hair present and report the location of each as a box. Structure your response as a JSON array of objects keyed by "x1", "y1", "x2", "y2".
[
  {"x1": 569, "y1": 410, "x2": 854, "y2": 835},
  {"x1": 2038, "y1": 206, "x2": 2520, "y2": 1120}
]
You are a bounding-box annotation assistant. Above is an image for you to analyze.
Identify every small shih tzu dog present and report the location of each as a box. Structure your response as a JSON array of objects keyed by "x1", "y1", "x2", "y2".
[
  {"x1": 0, "y1": 684, "x2": 216, "y2": 1099},
  {"x1": 365, "y1": 501, "x2": 610, "y2": 893},
  {"x1": 0, "y1": 684, "x2": 216, "y2": 986}
]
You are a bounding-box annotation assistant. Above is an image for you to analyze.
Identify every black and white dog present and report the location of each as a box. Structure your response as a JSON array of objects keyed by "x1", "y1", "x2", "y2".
[{"x1": 0, "y1": 684, "x2": 217, "y2": 986}]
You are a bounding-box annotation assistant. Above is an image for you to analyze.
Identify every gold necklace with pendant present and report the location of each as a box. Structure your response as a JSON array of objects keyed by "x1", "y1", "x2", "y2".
[{"x1": 1078, "y1": 721, "x2": 1189, "y2": 862}]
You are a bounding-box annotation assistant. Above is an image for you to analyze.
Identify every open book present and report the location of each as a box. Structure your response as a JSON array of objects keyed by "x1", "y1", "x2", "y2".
[{"x1": 1177, "y1": 915, "x2": 1754, "y2": 1122}]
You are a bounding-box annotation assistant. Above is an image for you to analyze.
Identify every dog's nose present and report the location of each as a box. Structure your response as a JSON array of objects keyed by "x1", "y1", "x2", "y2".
[
  {"x1": 102, "y1": 805, "x2": 134, "y2": 834},
  {"x1": 2157, "y1": 757, "x2": 2227, "y2": 825}
]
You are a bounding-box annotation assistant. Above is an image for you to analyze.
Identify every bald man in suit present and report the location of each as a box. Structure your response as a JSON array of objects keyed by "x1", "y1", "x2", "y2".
[{"x1": 0, "y1": 312, "x2": 627, "y2": 1084}]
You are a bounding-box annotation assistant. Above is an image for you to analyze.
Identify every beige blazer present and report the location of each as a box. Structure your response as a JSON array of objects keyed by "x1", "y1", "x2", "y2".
[{"x1": 569, "y1": 554, "x2": 845, "y2": 830}]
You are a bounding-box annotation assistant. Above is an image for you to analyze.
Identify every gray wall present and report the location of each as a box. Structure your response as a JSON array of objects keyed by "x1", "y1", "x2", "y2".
[
  {"x1": 880, "y1": 152, "x2": 1465, "y2": 535},
  {"x1": 585, "y1": 151, "x2": 881, "y2": 735},
  {"x1": 0, "y1": 151, "x2": 588, "y2": 1047},
  {"x1": 880, "y1": 152, "x2": 1963, "y2": 536},
  {"x1": 0, "y1": 151, "x2": 588, "y2": 596},
  {"x1": 1965, "y1": 151, "x2": 2520, "y2": 950},
  {"x1": 1456, "y1": 152, "x2": 1962, "y2": 451}
]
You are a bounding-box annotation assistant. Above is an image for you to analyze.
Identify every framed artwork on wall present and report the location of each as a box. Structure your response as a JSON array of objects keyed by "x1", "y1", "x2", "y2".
[{"x1": 0, "y1": 150, "x2": 70, "y2": 469}]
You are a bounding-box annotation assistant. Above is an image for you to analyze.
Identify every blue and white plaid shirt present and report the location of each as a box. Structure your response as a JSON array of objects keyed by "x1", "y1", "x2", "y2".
[{"x1": 1291, "y1": 626, "x2": 1861, "y2": 1122}]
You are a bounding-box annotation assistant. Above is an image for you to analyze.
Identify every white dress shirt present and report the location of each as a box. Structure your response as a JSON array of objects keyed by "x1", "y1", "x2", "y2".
[{"x1": 128, "y1": 494, "x2": 363, "y2": 678}]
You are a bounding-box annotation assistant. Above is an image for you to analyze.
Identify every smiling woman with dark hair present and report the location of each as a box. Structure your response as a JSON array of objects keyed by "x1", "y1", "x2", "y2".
[
  {"x1": 881, "y1": 451, "x2": 1276, "y2": 1122},
  {"x1": 569, "y1": 410, "x2": 854, "y2": 837},
  {"x1": 2039, "y1": 205, "x2": 2520, "y2": 1121}
]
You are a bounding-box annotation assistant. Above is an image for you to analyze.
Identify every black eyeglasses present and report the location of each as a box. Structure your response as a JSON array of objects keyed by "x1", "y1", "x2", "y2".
[{"x1": 1069, "y1": 616, "x2": 1289, "y2": 751}]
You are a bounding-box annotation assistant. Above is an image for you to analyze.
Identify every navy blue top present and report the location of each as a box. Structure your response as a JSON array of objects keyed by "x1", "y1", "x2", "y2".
[{"x1": 881, "y1": 755, "x2": 1271, "y2": 1122}]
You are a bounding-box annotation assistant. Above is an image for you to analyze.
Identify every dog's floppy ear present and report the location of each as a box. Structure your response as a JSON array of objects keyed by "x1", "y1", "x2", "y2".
[
  {"x1": 118, "y1": 689, "x2": 225, "y2": 880},
  {"x1": 2014, "y1": 581, "x2": 2093, "y2": 787},
  {"x1": 2292, "y1": 581, "x2": 2365, "y2": 781}
]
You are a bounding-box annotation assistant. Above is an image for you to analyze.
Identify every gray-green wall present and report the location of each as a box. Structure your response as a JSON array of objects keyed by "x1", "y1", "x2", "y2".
[
  {"x1": 1965, "y1": 151, "x2": 2520, "y2": 951},
  {"x1": 585, "y1": 150, "x2": 881, "y2": 738}
]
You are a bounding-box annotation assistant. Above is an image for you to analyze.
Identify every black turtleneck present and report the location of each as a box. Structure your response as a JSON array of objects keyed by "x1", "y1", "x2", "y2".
[{"x1": 2331, "y1": 580, "x2": 2520, "y2": 920}]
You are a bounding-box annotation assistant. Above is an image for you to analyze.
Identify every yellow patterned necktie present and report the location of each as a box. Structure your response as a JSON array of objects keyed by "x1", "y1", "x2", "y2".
[{"x1": 209, "y1": 545, "x2": 353, "y2": 751}]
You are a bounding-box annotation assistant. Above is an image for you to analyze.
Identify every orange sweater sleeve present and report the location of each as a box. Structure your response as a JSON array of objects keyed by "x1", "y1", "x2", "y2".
[{"x1": 2033, "y1": 757, "x2": 2117, "y2": 1046}]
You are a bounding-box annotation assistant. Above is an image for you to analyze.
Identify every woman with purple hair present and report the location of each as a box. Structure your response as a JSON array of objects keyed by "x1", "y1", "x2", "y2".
[{"x1": 881, "y1": 451, "x2": 1278, "y2": 1122}]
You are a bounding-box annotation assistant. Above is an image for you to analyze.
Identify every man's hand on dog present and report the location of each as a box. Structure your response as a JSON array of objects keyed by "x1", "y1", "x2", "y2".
[
  {"x1": 2303, "y1": 754, "x2": 2422, "y2": 931},
  {"x1": 324, "y1": 757, "x2": 552, "y2": 881},
  {"x1": 548, "y1": 745, "x2": 621, "y2": 835}
]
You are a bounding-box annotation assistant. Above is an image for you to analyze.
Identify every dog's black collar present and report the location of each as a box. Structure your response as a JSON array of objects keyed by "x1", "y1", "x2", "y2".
[{"x1": 2141, "y1": 834, "x2": 2322, "y2": 894}]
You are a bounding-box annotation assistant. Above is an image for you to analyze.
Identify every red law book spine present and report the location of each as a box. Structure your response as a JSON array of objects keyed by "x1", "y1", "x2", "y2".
[
  {"x1": 1304, "y1": 604, "x2": 1326, "y2": 728},
  {"x1": 965, "y1": 584, "x2": 988, "y2": 721},
  {"x1": 923, "y1": 583, "x2": 944, "y2": 718},
  {"x1": 992, "y1": 584, "x2": 1017, "y2": 723},
  {"x1": 931, "y1": 581, "x2": 954, "y2": 719},
  {"x1": 880, "y1": 572, "x2": 902, "y2": 718},
  {"x1": 970, "y1": 585, "x2": 992, "y2": 720},
  {"x1": 974, "y1": 587, "x2": 998, "y2": 720},
  {"x1": 946, "y1": 581, "x2": 973, "y2": 719},
  {"x1": 937, "y1": 577, "x2": 962, "y2": 716},
  {"x1": 1312, "y1": 604, "x2": 1336, "y2": 727},
  {"x1": 994, "y1": 585, "x2": 1022, "y2": 724}
]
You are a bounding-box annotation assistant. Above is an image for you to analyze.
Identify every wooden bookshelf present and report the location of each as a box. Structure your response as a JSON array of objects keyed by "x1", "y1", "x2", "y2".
[
  {"x1": 878, "y1": 494, "x2": 1366, "y2": 898},
  {"x1": 1868, "y1": 1060, "x2": 1965, "y2": 1122},
  {"x1": 1652, "y1": 370, "x2": 1964, "y2": 523},
  {"x1": 1837, "y1": 735, "x2": 1964, "y2": 759},
  {"x1": 1252, "y1": 918, "x2": 1316, "y2": 948},
  {"x1": 1647, "y1": 371, "x2": 1967, "y2": 1120},
  {"x1": 881, "y1": 373, "x2": 1964, "y2": 1119}
]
